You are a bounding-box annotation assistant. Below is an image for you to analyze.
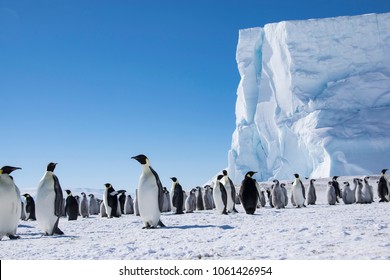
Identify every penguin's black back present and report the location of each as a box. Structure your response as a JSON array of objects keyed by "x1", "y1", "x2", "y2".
[
  {"x1": 25, "y1": 196, "x2": 36, "y2": 220},
  {"x1": 119, "y1": 193, "x2": 126, "y2": 214},
  {"x1": 240, "y1": 177, "x2": 258, "y2": 214},
  {"x1": 65, "y1": 196, "x2": 79, "y2": 220},
  {"x1": 173, "y1": 183, "x2": 184, "y2": 214}
]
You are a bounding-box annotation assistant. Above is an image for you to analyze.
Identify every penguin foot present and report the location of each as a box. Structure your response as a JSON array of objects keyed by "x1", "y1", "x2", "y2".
[{"x1": 8, "y1": 234, "x2": 20, "y2": 240}]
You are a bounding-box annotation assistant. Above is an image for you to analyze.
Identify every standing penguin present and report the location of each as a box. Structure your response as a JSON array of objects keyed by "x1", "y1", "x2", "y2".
[
  {"x1": 306, "y1": 179, "x2": 317, "y2": 205},
  {"x1": 103, "y1": 183, "x2": 120, "y2": 218},
  {"x1": 292, "y1": 174, "x2": 306, "y2": 208},
  {"x1": 362, "y1": 176, "x2": 373, "y2": 203},
  {"x1": 79, "y1": 192, "x2": 89, "y2": 218},
  {"x1": 222, "y1": 170, "x2": 238, "y2": 213},
  {"x1": 355, "y1": 178, "x2": 364, "y2": 204},
  {"x1": 377, "y1": 169, "x2": 389, "y2": 202},
  {"x1": 195, "y1": 186, "x2": 204, "y2": 211},
  {"x1": 342, "y1": 182, "x2": 356, "y2": 204},
  {"x1": 331, "y1": 176, "x2": 342, "y2": 203},
  {"x1": 170, "y1": 177, "x2": 184, "y2": 214},
  {"x1": 124, "y1": 194, "x2": 134, "y2": 214},
  {"x1": 272, "y1": 179, "x2": 286, "y2": 209},
  {"x1": 203, "y1": 185, "x2": 214, "y2": 210},
  {"x1": 117, "y1": 190, "x2": 127, "y2": 214},
  {"x1": 326, "y1": 181, "x2": 337, "y2": 205},
  {"x1": 213, "y1": 175, "x2": 228, "y2": 214},
  {"x1": 36, "y1": 163, "x2": 64, "y2": 236},
  {"x1": 88, "y1": 194, "x2": 100, "y2": 215},
  {"x1": 0, "y1": 166, "x2": 22, "y2": 240},
  {"x1": 185, "y1": 188, "x2": 197, "y2": 213},
  {"x1": 64, "y1": 190, "x2": 78, "y2": 221},
  {"x1": 256, "y1": 182, "x2": 266, "y2": 208},
  {"x1": 74, "y1": 195, "x2": 81, "y2": 216},
  {"x1": 132, "y1": 154, "x2": 165, "y2": 229},
  {"x1": 280, "y1": 183, "x2": 289, "y2": 207},
  {"x1": 239, "y1": 171, "x2": 258, "y2": 214},
  {"x1": 161, "y1": 187, "x2": 171, "y2": 212},
  {"x1": 22, "y1": 193, "x2": 36, "y2": 221}
]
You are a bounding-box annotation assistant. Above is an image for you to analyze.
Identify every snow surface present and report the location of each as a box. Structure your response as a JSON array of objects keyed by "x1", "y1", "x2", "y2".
[
  {"x1": 2, "y1": 176, "x2": 390, "y2": 260},
  {"x1": 228, "y1": 13, "x2": 390, "y2": 184}
]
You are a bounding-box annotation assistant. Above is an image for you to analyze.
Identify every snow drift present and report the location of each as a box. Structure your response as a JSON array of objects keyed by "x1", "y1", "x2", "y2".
[{"x1": 228, "y1": 13, "x2": 390, "y2": 184}]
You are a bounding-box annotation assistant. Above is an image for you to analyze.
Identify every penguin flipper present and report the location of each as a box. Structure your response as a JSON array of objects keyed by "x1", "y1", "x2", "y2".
[
  {"x1": 158, "y1": 220, "x2": 166, "y2": 227},
  {"x1": 150, "y1": 167, "x2": 165, "y2": 212},
  {"x1": 53, "y1": 175, "x2": 64, "y2": 217}
]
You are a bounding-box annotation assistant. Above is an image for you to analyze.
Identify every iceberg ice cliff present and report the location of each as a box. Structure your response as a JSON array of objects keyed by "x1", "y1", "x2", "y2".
[{"x1": 227, "y1": 13, "x2": 390, "y2": 184}]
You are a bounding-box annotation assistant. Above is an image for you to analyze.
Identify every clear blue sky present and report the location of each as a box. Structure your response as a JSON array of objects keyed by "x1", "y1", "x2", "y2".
[{"x1": 1, "y1": 0, "x2": 389, "y2": 193}]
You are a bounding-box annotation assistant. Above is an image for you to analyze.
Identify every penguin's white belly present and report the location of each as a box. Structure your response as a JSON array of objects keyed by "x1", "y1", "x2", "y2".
[
  {"x1": 292, "y1": 185, "x2": 305, "y2": 206},
  {"x1": 224, "y1": 184, "x2": 234, "y2": 212},
  {"x1": 170, "y1": 186, "x2": 176, "y2": 212},
  {"x1": 36, "y1": 180, "x2": 57, "y2": 235},
  {"x1": 212, "y1": 186, "x2": 225, "y2": 214},
  {"x1": 0, "y1": 181, "x2": 20, "y2": 237},
  {"x1": 138, "y1": 177, "x2": 160, "y2": 226}
]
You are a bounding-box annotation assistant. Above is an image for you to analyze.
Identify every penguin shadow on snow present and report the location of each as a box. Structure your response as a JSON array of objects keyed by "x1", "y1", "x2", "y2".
[{"x1": 161, "y1": 224, "x2": 235, "y2": 230}]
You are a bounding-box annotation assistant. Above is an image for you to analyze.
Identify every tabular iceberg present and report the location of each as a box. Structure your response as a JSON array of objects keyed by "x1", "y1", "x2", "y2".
[{"x1": 227, "y1": 13, "x2": 390, "y2": 184}]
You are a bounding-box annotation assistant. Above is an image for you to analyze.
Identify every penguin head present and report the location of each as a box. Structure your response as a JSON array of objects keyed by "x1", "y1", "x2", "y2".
[
  {"x1": 381, "y1": 169, "x2": 388, "y2": 175},
  {"x1": 328, "y1": 181, "x2": 333, "y2": 186},
  {"x1": 222, "y1": 170, "x2": 228, "y2": 176},
  {"x1": 65, "y1": 190, "x2": 72, "y2": 196},
  {"x1": 88, "y1": 194, "x2": 94, "y2": 198},
  {"x1": 170, "y1": 177, "x2": 178, "y2": 183},
  {"x1": 272, "y1": 179, "x2": 279, "y2": 184},
  {"x1": 332, "y1": 176, "x2": 339, "y2": 181},
  {"x1": 46, "y1": 162, "x2": 57, "y2": 172},
  {"x1": 0, "y1": 166, "x2": 21, "y2": 175},
  {"x1": 216, "y1": 175, "x2": 224, "y2": 181},
  {"x1": 245, "y1": 171, "x2": 257, "y2": 178},
  {"x1": 293, "y1": 173, "x2": 300, "y2": 179},
  {"x1": 343, "y1": 181, "x2": 349, "y2": 186},
  {"x1": 104, "y1": 183, "x2": 112, "y2": 189},
  {"x1": 132, "y1": 154, "x2": 149, "y2": 165},
  {"x1": 310, "y1": 179, "x2": 316, "y2": 183},
  {"x1": 22, "y1": 193, "x2": 30, "y2": 198},
  {"x1": 280, "y1": 183, "x2": 286, "y2": 187},
  {"x1": 81, "y1": 192, "x2": 86, "y2": 197}
]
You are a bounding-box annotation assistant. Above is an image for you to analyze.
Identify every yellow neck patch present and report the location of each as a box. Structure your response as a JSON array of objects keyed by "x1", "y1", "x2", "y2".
[{"x1": 0, "y1": 170, "x2": 3, "y2": 175}]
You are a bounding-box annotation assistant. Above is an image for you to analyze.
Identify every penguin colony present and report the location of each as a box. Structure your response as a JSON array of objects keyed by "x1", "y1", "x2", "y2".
[{"x1": 0, "y1": 159, "x2": 389, "y2": 238}]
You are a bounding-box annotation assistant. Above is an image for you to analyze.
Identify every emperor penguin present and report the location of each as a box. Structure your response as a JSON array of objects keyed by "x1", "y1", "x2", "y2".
[
  {"x1": 213, "y1": 175, "x2": 228, "y2": 214},
  {"x1": 79, "y1": 192, "x2": 89, "y2": 218},
  {"x1": 280, "y1": 183, "x2": 289, "y2": 207},
  {"x1": 326, "y1": 181, "x2": 337, "y2": 205},
  {"x1": 292, "y1": 174, "x2": 306, "y2": 208},
  {"x1": 271, "y1": 179, "x2": 286, "y2": 209},
  {"x1": 64, "y1": 190, "x2": 78, "y2": 220},
  {"x1": 36, "y1": 162, "x2": 64, "y2": 235},
  {"x1": 185, "y1": 188, "x2": 197, "y2": 213},
  {"x1": 222, "y1": 170, "x2": 238, "y2": 213},
  {"x1": 331, "y1": 176, "x2": 341, "y2": 203},
  {"x1": 124, "y1": 194, "x2": 134, "y2": 214},
  {"x1": 203, "y1": 185, "x2": 214, "y2": 210},
  {"x1": 118, "y1": 190, "x2": 127, "y2": 214},
  {"x1": 103, "y1": 183, "x2": 120, "y2": 218},
  {"x1": 0, "y1": 166, "x2": 22, "y2": 240},
  {"x1": 74, "y1": 195, "x2": 80, "y2": 215},
  {"x1": 88, "y1": 194, "x2": 100, "y2": 215},
  {"x1": 22, "y1": 193, "x2": 36, "y2": 220},
  {"x1": 255, "y1": 181, "x2": 266, "y2": 208},
  {"x1": 170, "y1": 177, "x2": 184, "y2": 214},
  {"x1": 162, "y1": 187, "x2": 171, "y2": 212},
  {"x1": 239, "y1": 171, "x2": 258, "y2": 214},
  {"x1": 355, "y1": 178, "x2": 364, "y2": 204},
  {"x1": 195, "y1": 186, "x2": 204, "y2": 211},
  {"x1": 377, "y1": 169, "x2": 389, "y2": 202},
  {"x1": 134, "y1": 189, "x2": 140, "y2": 216},
  {"x1": 306, "y1": 179, "x2": 317, "y2": 205},
  {"x1": 132, "y1": 154, "x2": 165, "y2": 229},
  {"x1": 342, "y1": 182, "x2": 355, "y2": 204},
  {"x1": 362, "y1": 176, "x2": 373, "y2": 203}
]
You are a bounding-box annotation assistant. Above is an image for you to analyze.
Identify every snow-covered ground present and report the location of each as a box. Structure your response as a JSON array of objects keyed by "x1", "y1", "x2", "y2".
[{"x1": 1, "y1": 176, "x2": 389, "y2": 260}]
